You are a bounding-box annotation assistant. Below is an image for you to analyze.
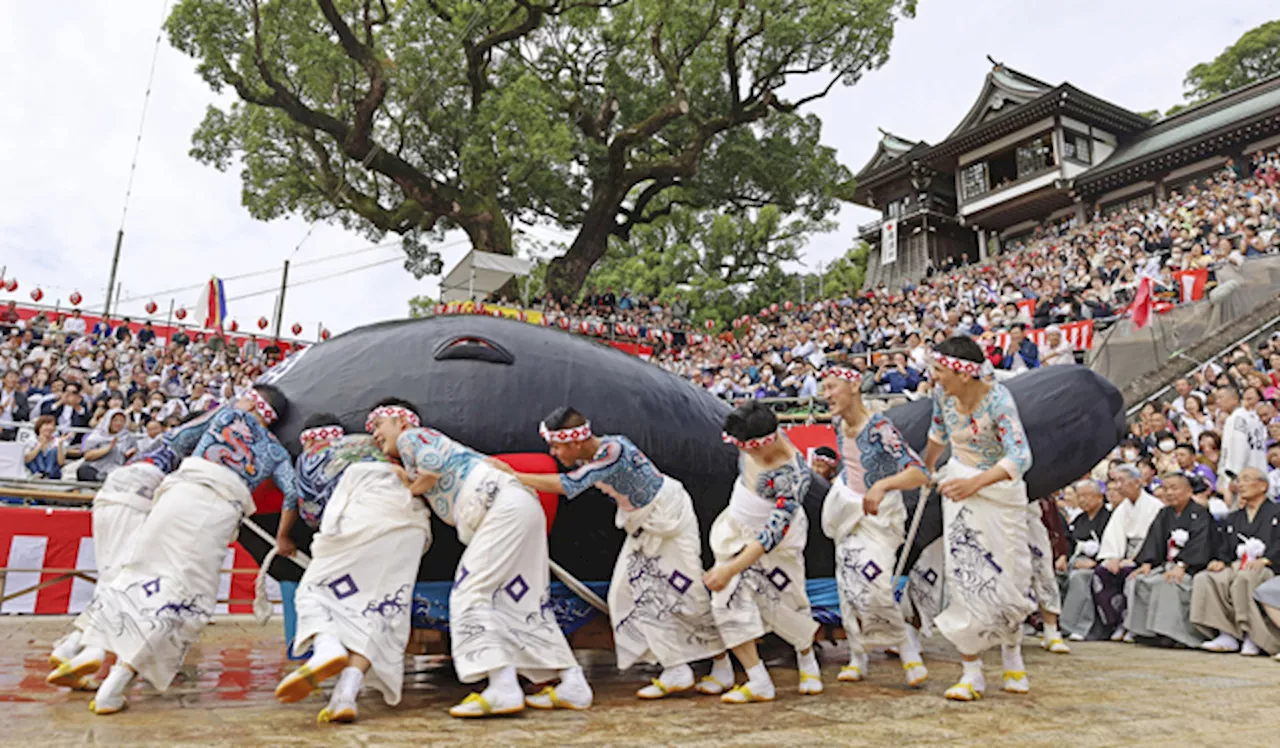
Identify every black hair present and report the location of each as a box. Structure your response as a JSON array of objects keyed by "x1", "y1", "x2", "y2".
[
  {"x1": 723, "y1": 400, "x2": 777, "y2": 442},
  {"x1": 543, "y1": 406, "x2": 586, "y2": 430},
  {"x1": 371, "y1": 396, "x2": 419, "y2": 419},
  {"x1": 252, "y1": 383, "x2": 289, "y2": 423},
  {"x1": 1174, "y1": 442, "x2": 1196, "y2": 454},
  {"x1": 814, "y1": 446, "x2": 838, "y2": 461},
  {"x1": 934, "y1": 335, "x2": 985, "y2": 365},
  {"x1": 302, "y1": 412, "x2": 342, "y2": 430}
]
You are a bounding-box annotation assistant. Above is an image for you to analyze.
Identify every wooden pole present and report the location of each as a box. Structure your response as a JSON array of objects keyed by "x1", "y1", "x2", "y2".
[{"x1": 273, "y1": 260, "x2": 290, "y2": 340}]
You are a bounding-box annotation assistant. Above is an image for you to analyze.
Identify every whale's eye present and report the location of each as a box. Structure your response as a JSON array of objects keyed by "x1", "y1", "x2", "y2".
[{"x1": 434, "y1": 335, "x2": 514, "y2": 365}]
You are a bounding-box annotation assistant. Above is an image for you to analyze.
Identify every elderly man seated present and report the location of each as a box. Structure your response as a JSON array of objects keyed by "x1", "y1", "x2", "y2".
[
  {"x1": 1089, "y1": 465, "x2": 1163, "y2": 641},
  {"x1": 1058, "y1": 479, "x2": 1112, "y2": 640},
  {"x1": 1039, "y1": 326, "x2": 1075, "y2": 366},
  {"x1": 1124, "y1": 473, "x2": 1216, "y2": 647},
  {"x1": 1191, "y1": 467, "x2": 1280, "y2": 655}
]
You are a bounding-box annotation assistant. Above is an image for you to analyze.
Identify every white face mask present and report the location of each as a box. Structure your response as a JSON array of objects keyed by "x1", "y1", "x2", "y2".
[
  {"x1": 1123, "y1": 449, "x2": 1138, "y2": 462},
  {"x1": 1158, "y1": 440, "x2": 1175, "y2": 453}
]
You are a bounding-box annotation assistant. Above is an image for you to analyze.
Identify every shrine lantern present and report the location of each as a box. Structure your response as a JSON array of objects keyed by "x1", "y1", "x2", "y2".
[
  {"x1": 491, "y1": 308, "x2": 503, "y2": 317},
  {"x1": 291, "y1": 323, "x2": 303, "y2": 335},
  {"x1": 70, "y1": 291, "x2": 83, "y2": 306},
  {"x1": 784, "y1": 300, "x2": 793, "y2": 311},
  {"x1": 5, "y1": 279, "x2": 16, "y2": 292},
  {"x1": 474, "y1": 302, "x2": 486, "y2": 315},
  {"x1": 175, "y1": 307, "x2": 187, "y2": 320},
  {"x1": 770, "y1": 302, "x2": 779, "y2": 313},
  {"x1": 145, "y1": 300, "x2": 158, "y2": 314},
  {"x1": 615, "y1": 322, "x2": 625, "y2": 336},
  {"x1": 558, "y1": 317, "x2": 570, "y2": 330},
  {"x1": 229, "y1": 320, "x2": 239, "y2": 332},
  {"x1": 578, "y1": 320, "x2": 589, "y2": 334},
  {"x1": 30, "y1": 288, "x2": 43, "y2": 302},
  {"x1": 627, "y1": 324, "x2": 639, "y2": 337},
  {"x1": 321, "y1": 328, "x2": 331, "y2": 341},
  {"x1": 663, "y1": 331, "x2": 674, "y2": 344},
  {"x1": 434, "y1": 304, "x2": 446, "y2": 315},
  {"x1": 705, "y1": 319, "x2": 714, "y2": 330},
  {"x1": 257, "y1": 316, "x2": 269, "y2": 330},
  {"x1": 732, "y1": 318, "x2": 742, "y2": 329},
  {"x1": 518, "y1": 310, "x2": 528, "y2": 322}
]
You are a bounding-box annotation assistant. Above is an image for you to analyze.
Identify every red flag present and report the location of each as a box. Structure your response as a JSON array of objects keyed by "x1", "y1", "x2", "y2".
[
  {"x1": 1173, "y1": 268, "x2": 1208, "y2": 303},
  {"x1": 1130, "y1": 275, "x2": 1154, "y2": 330}
]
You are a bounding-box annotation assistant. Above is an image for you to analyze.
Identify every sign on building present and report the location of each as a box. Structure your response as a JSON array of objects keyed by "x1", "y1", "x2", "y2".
[{"x1": 880, "y1": 219, "x2": 898, "y2": 265}]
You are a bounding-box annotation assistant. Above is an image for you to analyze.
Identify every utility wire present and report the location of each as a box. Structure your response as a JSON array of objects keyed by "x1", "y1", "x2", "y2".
[{"x1": 116, "y1": 0, "x2": 170, "y2": 235}]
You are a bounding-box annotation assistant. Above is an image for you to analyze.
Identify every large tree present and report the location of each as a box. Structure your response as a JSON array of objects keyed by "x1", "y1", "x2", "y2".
[
  {"x1": 1180, "y1": 19, "x2": 1280, "y2": 107},
  {"x1": 167, "y1": 0, "x2": 912, "y2": 294}
]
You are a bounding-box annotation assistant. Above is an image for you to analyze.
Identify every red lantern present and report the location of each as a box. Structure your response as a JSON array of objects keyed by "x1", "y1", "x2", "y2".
[
  {"x1": 145, "y1": 300, "x2": 158, "y2": 315},
  {"x1": 30, "y1": 288, "x2": 43, "y2": 302},
  {"x1": 705, "y1": 319, "x2": 714, "y2": 330},
  {"x1": 784, "y1": 300, "x2": 793, "y2": 311},
  {"x1": 473, "y1": 302, "x2": 486, "y2": 315},
  {"x1": 175, "y1": 307, "x2": 187, "y2": 320},
  {"x1": 615, "y1": 322, "x2": 625, "y2": 336},
  {"x1": 229, "y1": 320, "x2": 239, "y2": 332},
  {"x1": 257, "y1": 316, "x2": 269, "y2": 330},
  {"x1": 291, "y1": 323, "x2": 303, "y2": 335},
  {"x1": 5, "y1": 279, "x2": 16, "y2": 293},
  {"x1": 663, "y1": 331, "x2": 674, "y2": 344},
  {"x1": 69, "y1": 291, "x2": 82, "y2": 306},
  {"x1": 558, "y1": 317, "x2": 570, "y2": 330},
  {"x1": 518, "y1": 310, "x2": 528, "y2": 322},
  {"x1": 434, "y1": 304, "x2": 446, "y2": 315},
  {"x1": 491, "y1": 309, "x2": 503, "y2": 317},
  {"x1": 578, "y1": 320, "x2": 589, "y2": 334},
  {"x1": 540, "y1": 315, "x2": 551, "y2": 326},
  {"x1": 732, "y1": 318, "x2": 742, "y2": 329},
  {"x1": 770, "y1": 302, "x2": 779, "y2": 313},
  {"x1": 627, "y1": 324, "x2": 639, "y2": 337},
  {"x1": 320, "y1": 328, "x2": 331, "y2": 341}
]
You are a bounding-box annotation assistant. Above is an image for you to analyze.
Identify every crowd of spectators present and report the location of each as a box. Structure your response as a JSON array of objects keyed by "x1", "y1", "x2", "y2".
[
  {"x1": 1, "y1": 309, "x2": 284, "y2": 481},
  {"x1": 486, "y1": 149, "x2": 1280, "y2": 403}
]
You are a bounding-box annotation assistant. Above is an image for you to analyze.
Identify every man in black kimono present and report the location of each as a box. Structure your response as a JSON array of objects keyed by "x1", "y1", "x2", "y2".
[
  {"x1": 1059, "y1": 480, "x2": 1112, "y2": 640},
  {"x1": 1124, "y1": 473, "x2": 1217, "y2": 647},
  {"x1": 1191, "y1": 467, "x2": 1280, "y2": 655}
]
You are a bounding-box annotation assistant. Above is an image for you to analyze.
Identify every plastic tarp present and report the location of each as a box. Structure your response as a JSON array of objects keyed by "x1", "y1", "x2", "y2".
[{"x1": 438, "y1": 250, "x2": 533, "y2": 303}]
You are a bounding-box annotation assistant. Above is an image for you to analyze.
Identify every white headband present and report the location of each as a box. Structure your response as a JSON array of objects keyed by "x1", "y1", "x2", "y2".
[
  {"x1": 300, "y1": 426, "x2": 344, "y2": 445},
  {"x1": 365, "y1": 405, "x2": 421, "y2": 433},
  {"x1": 722, "y1": 430, "x2": 780, "y2": 450},
  {"x1": 247, "y1": 389, "x2": 278, "y2": 425},
  {"x1": 540, "y1": 421, "x2": 592, "y2": 443},
  {"x1": 931, "y1": 352, "x2": 983, "y2": 377},
  {"x1": 823, "y1": 366, "x2": 861, "y2": 383}
]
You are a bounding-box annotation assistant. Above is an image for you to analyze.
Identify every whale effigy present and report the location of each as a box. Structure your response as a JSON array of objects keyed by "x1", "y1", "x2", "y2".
[{"x1": 244, "y1": 315, "x2": 1126, "y2": 633}]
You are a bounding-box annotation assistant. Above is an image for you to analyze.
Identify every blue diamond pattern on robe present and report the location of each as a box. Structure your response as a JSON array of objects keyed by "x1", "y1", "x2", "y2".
[
  {"x1": 668, "y1": 570, "x2": 692, "y2": 594},
  {"x1": 767, "y1": 567, "x2": 791, "y2": 591},
  {"x1": 922, "y1": 569, "x2": 938, "y2": 586},
  {"x1": 142, "y1": 578, "x2": 161, "y2": 597},
  {"x1": 505, "y1": 574, "x2": 529, "y2": 603},
  {"x1": 862, "y1": 560, "x2": 882, "y2": 582},
  {"x1": 328, "y1": 574, "x2": 359, "y2": 600},
  {"x1": 456, "y1": 566, "x2": 470, "y2": 585}
]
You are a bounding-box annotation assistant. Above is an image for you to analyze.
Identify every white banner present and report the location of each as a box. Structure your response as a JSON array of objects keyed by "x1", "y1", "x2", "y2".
[{"x1": 881, "y1": 220, "x2": 898, "y2": 266}]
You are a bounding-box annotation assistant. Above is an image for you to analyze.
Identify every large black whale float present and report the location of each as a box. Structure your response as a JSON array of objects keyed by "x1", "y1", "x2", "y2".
[{"x1": 244, "y1": 316, "x2": 1126, "y2": 584}]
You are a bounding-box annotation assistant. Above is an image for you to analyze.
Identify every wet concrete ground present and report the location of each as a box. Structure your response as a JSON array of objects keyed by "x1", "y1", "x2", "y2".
[{"x1": 3, "y1": 616, "x2": 1277, "y2": 747}]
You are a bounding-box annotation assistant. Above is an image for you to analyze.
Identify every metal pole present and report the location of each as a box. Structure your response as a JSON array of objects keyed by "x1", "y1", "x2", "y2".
[
  {"x1": 800, "y1": 275, "x2": 806, "y2": 305},
  {"x1": 112, "y1": 282, "x2": 122, "y2": 319},
  {"x1": 165, "y1": 298, "x2": 174, "y2": 335},
  {"x1": 273, "y1": 260, "x2": 290, "y2": 340},
  {"x1": 104, "y1": 230, "x2": 124, "y2": 317}
]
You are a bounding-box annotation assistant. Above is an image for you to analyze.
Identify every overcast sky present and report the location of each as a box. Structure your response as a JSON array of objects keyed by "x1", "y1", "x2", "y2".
[{"x1": 1, "y1": 1, "x2": 1275, "y2": 336}]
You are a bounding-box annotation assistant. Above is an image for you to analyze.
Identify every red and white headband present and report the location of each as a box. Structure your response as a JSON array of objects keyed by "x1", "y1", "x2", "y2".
[
  {"x1": 931, "y1": 352, "x2": 983, "y2": 377},
  {"x1": 365, "y1": 406, "x2": 421, "y2": 433},
  {"x1": 823, "y1": 366, "x2": 861, "y2": 383},
  {"x1": 300, "y1": 426, "x2": 344, "y2": 445},
  {"x1": 540, "y1": 421, "x2": 592, "y2": 444},
  {"x1": 722, "y1": 430, "x2": 780, "y2": 450},
  {"x1": 247, "y1": 389, "x2": 278, "y2": 425},
  {"x1": 811, "y1": 453, "x2": 838, "y2": 467}
]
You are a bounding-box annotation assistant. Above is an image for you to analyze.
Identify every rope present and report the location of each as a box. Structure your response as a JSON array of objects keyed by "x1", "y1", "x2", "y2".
[{"x1": 116, "y1": 0, "x2": 171, "y2": 235}]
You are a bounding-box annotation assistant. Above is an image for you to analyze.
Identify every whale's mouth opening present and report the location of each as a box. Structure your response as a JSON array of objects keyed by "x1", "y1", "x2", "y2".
[{"x1": 434, "y1": 335, "x2": 514, "y2": 365}]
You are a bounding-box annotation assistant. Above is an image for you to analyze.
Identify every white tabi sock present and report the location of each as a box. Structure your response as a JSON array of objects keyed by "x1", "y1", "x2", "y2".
[
  {"x1": 51, "y1": 629, "x2": 84, "y2": 663},
  {"x1": 960, "y1": 659, "x2": 985, "y2": 689},
  {"x1": 1042, "y1": 622, "x2": 1061, "y2": 642},
  {"x1": 796, "y1": 648, "x2": 819, "y2": 676},
  {"x1": 554, "y1": 665, "x2": 593, "y2": 707},
  {"x1": 92, "y1": 665, "x2": 134, "y2": 713},
  {"x1": 745, "y1": 662, "x2": 775, "y2": 697},
  {"x1": 310, "y1": 633, "x2": 347, "y2": 666},
  {"x1": 709, "y1": 654, "x2": 734, "y2": 684},
  {"x1": 899, "y1": 625, "x2": 923, "y2": 664},
  {"x1": 333, "y1": 667, "x2": 363, "y2": 703},
  {"x1": 1001, "y1": 643, "x2": 1025, "y2": 674},
  {"x1": 657, "y1": 664, "x2": 694, "y2": 689}
]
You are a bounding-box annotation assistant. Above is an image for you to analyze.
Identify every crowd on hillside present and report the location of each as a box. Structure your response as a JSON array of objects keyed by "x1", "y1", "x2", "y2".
[{"x1": 1, "y1": 307, "x2": 285, "y2": 482}]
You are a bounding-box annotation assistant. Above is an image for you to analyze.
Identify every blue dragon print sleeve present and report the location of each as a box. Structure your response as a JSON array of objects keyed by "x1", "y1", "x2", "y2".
[
  {"x1": 754, "y1": 452, "x2": 811, "y2": 552},
  {"x1": 396, "y1": 427, "x2": 482, "y2": 523},
  {"x1": 190, "y1": 408, "x2": 301, "y2": 507},
  {"x1": 990, "y1": 384, "x2": 1033, "y2": 480},
  {"x1": 558, "y1": 435, "x2": 664, "y2": 510},
  {"x1": 131, "y1": 405, "x2": 224, "y2": 474},
  {"x1": 854, "y1": 413, "x2": 928, "y2": 490}
]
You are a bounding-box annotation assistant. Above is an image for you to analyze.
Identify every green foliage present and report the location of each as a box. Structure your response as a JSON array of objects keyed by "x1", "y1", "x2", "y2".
[
  {"x1": 407, "y1": 294, "x2": 436, "y2": 318},
  {"x1": 1181, "y1": 19, "x2": 1280, "y2": 105},
  {"x1": 166, "y1": 0, "x2": 913, "y2": 296},
  {"x1": 822, "y1": 241, "x2": 869, "y2": 295}
]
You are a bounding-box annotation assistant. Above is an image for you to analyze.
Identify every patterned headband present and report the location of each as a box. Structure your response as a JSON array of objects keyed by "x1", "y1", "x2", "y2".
[
  {"x1": 300, "y1": 426, "x2": 344, "y2": 445},
  {"x1": 823, "y1": 366, "x2": 861, "y2": 383},
  {"x1": 931, "y1": 352, "x2": 983, "y2": 377},
  {"x1": 722, "y1": 430, "x2": 780, "y2": 450},
  {"x1": 540, "y1": 421, "x2": 593, "y2": 443},
  {"x1": 247, "y1": 389, "x2": 278, "y2": 425},
  {"x1": 365, "y1": 405, "x2": 422, "y2": 433},
  {"x1": 811, "y1": 454, "x2": 838, "y2": 467}
]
